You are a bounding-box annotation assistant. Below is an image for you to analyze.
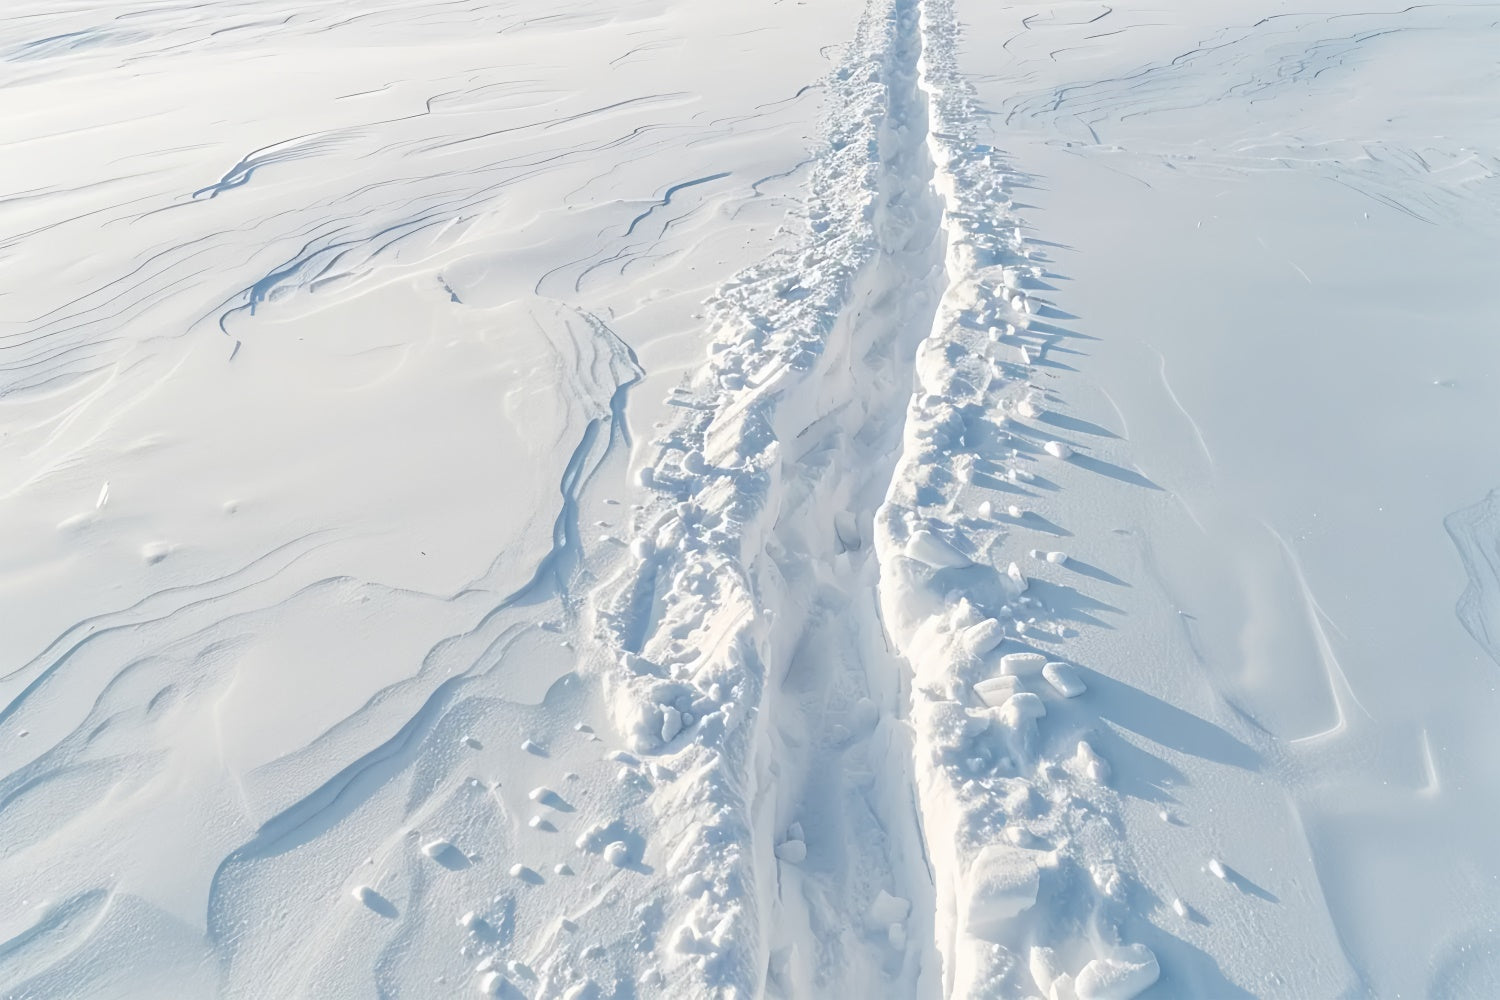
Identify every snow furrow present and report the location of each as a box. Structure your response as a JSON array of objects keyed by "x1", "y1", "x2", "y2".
[
  {"x1": 869, "y1": 0, "x2": 1162, "y2": 997},
  {"x1": 586, "y1": 0, "x2": 951, "y2": 994}
]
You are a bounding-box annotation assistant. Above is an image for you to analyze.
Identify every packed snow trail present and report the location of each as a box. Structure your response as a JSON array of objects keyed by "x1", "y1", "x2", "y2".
[{"x1": 589, "y1": 0, "x2": 948, "y2": 993}]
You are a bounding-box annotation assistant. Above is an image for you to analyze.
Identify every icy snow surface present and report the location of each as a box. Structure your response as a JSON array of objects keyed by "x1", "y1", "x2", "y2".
[{"x1": 4, "y1": 0, "x2": 1500, "y2": 996}]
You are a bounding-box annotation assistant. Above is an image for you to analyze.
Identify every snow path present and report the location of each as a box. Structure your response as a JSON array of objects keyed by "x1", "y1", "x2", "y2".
[{"x1": 588, "y1": 1, "x2": 948, "y2": 993}]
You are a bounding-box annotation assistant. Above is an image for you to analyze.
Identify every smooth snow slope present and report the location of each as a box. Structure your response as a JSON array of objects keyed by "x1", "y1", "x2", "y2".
[
  {"x1": 944, "y1": 0, "x2": 1500, "y2": 995},
  {"x1": 4, "y1": 0, "x2": 1500, "y2": 997}
]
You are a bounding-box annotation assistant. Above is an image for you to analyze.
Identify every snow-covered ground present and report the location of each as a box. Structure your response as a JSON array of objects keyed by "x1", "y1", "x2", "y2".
[{"x1": 4, "y1": 0, "x2": 1499, "y2": 996}]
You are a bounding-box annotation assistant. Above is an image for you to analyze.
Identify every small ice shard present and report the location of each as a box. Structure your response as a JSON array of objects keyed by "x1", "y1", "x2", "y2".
[
  {"x1": 1007, "y1": 504, "x2": 1023, "y2": 518},
  {"x1": 422, "y1": 839, "x2": 454, "y2": 859},
  {"x1": 554, "y1": 862, "x2": 573, "y2": 876},
  {"x1": 510, "y1": 863, "x2": 536, "y2": 880},
  {"x1": 1074, "y1": 944, "x2": 1160, "y2": 1000},
  {"x1": 1042, "y1": 661, "x2": 1086, "y2": 698},
  {"x1": 963, "y1": 843, "x2": 1041, "y2": 940},
  {"x1": 96, "y1": 482, "x2": 110, "y2": 509},
  {"x1": 999, "y1": 652, "x2": 1047, "y2": 677},
  {"x1": 458, "y1": 910, "x2": 482, "y2": 931},
  {"x1": 906, "y1": 528, "x2": 971, "y2": 569},
  {"x1": 1006, "y1": 562, "x2": 1029, "y2": 594},
  {"x1": 521, "y1": 739, "x2": 543, "y2": 754},
  {"x1": 775, "y1": 839, "x2": 807, "y2": 863},
  {"x1": 1045, "y1": 550, "x2": 1068, "y2": 565},
  {"x1": 1044, "y1": 440, "x2": 1073, "y2": 459},
  {"x1": 1172, "y1": 897, "x2": 1189, "y2": 918},
  {"x1": 1208, "y1": 857, "x2": 1227, "y2": 880},
  {"x1": 978, "y1": 500, "x2": 994, "y2": 519}
]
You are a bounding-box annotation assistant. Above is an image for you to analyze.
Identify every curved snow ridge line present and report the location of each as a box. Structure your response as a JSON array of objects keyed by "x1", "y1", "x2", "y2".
[
  {"x1": 870, "y1": 1, "x2": 1162, "y2": 998},
  {"x1": 583, "y1": 0, "x2": 945, "y2": 994}
]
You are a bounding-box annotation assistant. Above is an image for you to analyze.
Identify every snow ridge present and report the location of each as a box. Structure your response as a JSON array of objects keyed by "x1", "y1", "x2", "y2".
[
  {"x1": 869, "y1": 1, "x2": 1162, "y2": 998},
  {"x1": 587, "y1": 0, "x2": 949, "y2": 994}
]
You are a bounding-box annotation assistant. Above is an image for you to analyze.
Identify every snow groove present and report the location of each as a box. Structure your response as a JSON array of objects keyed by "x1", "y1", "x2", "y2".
[
  {"x1": 587, "y1": 0, "x2": 951, "y2": 994},
  {"x1": 869, "y1": 0, "x2": 1162, "y2": 997}
]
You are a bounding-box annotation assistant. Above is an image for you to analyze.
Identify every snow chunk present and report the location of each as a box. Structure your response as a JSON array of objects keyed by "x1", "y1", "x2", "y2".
[
  {"x1": 963, "y1": 844, "x2": 1041, "y2": 940},
  {"x1": 1017, "y1": 398, "x2": 1041, "y2": 419},
  {"x1": 1208, "y1": 857, "x2": 1227, "y2": 880},
  {"x1": 661, "y1": 705, "x2": 684, "y2": 743},
  {"x1": 834, "y1": 510, "x2": 861, "y2": 551},
  {"x1": 973, "y1": 675, "x2": 1020, "y2": 708},
  {"x1": 479, "y1": 971, "x2": 504, "y2": 995},
  {"x1": 775, "y1": 839, "x2": 807, "y2": 863},
  {"x1": 351, "y1": 884, "x2": 382, "y2": 908},
  {"x1": 1073, "y1": 741, "x2": 1110, "y2": 783},
  {"x1": 604, "y1": 841, "x2": 634, "y2": 867},
  {"x1": 1030, "y1": 946, "x2": 1064, "y2": 994},
  {"x1": 422, "y1": 838, "x2": 455, "y2": 859},
  {"x1": 1045, "y1": 550, "x2": 1068, "y2": 565},
  {"x1": 1000, "y1": 652, "x2": 1047, "y2": 677},
  {"x1": 865, "y1": 890, "x2": 911, "y2": 932},
  {"x1": 960, "y1": 618, "x2": 1007, "y2": 657},
  {"x1": 1172, "y1": 897, "x2": 1189, "y2": 918},
  {"x1": 1075, "y1": 944, "x2": 1160, "y2": 1000},
  {"x1": 1043, "y1": 661, "x2": 1086, "y2": 698},
  {"x1": 1044, "y1": 440, "x2": 1073, "y2": 459},
  {"x1": 906, "y1": 528, "x2": 971, "y2": 569},
  {"x1": 999, "y1": 692, "x2": 1046, "y2": 728}
]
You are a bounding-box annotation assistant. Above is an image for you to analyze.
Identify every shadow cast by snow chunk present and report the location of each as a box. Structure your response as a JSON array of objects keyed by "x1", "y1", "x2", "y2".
[{"x1": 1081, "y1": 667, "x2": 1262, "y2": 771}]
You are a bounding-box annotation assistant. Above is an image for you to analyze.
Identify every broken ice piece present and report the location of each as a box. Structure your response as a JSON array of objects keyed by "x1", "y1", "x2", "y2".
[
  {"x1": 974, "y1": 675, "x2": 1021, "y2": 708},
  {"x1": 775, "y1": 839, "x2": 807, "y2": 863},
  {"x1": 1042, "y1": 661, "x2": 1086, "y2": 698},
  {"x1": 1044, "y1": 440, "x2": 1073, "y2": 459},
  {"x1": 999, "y1": 652, "x2": 1047, "y2": 677}
]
